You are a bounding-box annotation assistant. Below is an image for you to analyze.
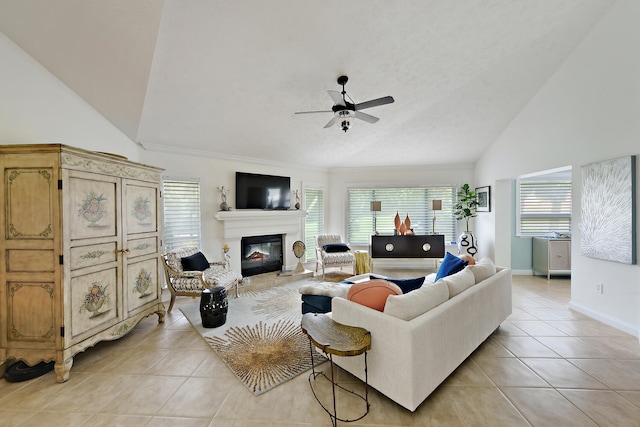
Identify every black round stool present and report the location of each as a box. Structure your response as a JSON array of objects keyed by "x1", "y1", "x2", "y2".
[{"x1": 200, "y1": 286, "x2": 228, "y2": 328}]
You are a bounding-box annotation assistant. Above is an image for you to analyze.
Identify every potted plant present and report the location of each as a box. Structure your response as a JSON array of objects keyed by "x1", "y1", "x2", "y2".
[{"x1": 453, "y1": 183, "x2": 479, "y2": 257}]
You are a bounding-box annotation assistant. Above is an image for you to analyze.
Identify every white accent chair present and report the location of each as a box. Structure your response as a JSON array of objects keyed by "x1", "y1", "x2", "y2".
[
  {"x1": 161, "y1": 246, "x2": 242, "y2": 312},
  {"x1": 315, "y1": 234, "x2": 356, "y2": 280}
]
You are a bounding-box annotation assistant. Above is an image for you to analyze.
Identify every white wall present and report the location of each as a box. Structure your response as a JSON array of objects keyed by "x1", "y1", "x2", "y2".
[
  {"x1": 475, "y1": 0, "x2": 640, "y2": 336},
  {"x1": 0, "y1": 33, "x2": 140, "y2": 160}
]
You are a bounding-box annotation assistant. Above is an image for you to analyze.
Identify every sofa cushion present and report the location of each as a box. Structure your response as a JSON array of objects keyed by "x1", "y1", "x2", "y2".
[
  {"x1": 181, "y1": 251, "x2": 210, "y2": 271},
  {"x1": 383, "y1": 281, "x2": 449, "y2": 321},
  {"x1": 347, "y1": 279, "x2": 402, "y2": 311},
  {"x1": 435, "y1": 252, "x2": 468, "y2": 281},
  {"x1": 323, "y1": 243, "x2": 350, "y2": 253},
  {"x1": 468, "y1": 257, "x2": 496, "y2": 283},
  {"x1": 441, "y1": 266, "x2": 475, "y2": 298},
  {"x1": 385, "y1": 276, "x2": 426, "y2": 293}
]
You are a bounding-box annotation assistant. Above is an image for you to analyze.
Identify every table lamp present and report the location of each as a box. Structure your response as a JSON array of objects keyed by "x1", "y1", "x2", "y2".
[
  {"x1": 431, "y1": 200, "x2": 442, "y2": 234},
  {"x1": 370, "y1": 201, "x2": 382, "y2": 235}
]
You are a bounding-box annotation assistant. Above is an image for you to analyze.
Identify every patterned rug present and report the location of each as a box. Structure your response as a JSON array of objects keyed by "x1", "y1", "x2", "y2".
[
  {"x1": 321, "y1": 271, "x2": 353, "y2": 282},
  {"x1": 181, "y1": 279, "x2": 326, "y2": 396}
]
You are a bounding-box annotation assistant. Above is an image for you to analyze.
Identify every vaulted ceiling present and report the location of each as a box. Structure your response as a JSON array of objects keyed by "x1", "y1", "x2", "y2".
[{"x1": 0, "y1": 0, "x2": 616, "y2": 169}]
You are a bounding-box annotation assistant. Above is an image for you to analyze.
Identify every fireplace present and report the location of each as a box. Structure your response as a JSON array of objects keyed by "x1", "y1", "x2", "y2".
[{"x1": 241, "y1": 234, "x2": 283, "y2": 277}]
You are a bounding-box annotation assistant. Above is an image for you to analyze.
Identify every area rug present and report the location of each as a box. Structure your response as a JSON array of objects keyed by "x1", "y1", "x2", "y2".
[
  {"x1": 321, "y1": 271, "x2": 353, "y2": 283},
  {"x1": 181, "y1": 279, "x2": 327, "y2": 396}
]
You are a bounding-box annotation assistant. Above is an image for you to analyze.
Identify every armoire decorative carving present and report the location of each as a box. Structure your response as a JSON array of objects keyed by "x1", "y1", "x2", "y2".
[{"x1": 0, "y1": 144, "x2": 165, "y2": 382}]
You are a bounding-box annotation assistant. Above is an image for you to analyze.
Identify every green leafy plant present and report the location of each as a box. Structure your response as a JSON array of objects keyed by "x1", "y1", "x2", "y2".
[{"x1": 453, "y1": 184, "x2": 479, "y2": 232}]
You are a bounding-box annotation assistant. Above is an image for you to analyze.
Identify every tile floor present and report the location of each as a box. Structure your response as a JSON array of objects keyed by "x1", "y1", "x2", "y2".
[{"x1": 1, "y1": 270, "x2": 640, "y2": 426}]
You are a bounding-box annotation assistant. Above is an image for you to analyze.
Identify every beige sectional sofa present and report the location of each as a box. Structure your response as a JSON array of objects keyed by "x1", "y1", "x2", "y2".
[{"x1": 330, "y1": 260, "x2": 512, "y2": 412}]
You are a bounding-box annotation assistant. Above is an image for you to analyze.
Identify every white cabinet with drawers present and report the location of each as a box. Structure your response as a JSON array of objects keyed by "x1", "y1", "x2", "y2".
[{"x1": 532, "y1": 237, "x2": 571, "y2": 279}]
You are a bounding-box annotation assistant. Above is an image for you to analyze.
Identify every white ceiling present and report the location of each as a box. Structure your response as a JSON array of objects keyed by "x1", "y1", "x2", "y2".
[{"x1": 0, "y1": 0, "x2": 616, "y2": 170}]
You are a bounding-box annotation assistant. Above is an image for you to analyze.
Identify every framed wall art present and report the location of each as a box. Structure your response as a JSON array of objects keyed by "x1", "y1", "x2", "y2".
[
  {"x1": 581, "y1": 155, "x2": 636, "y2": 264},
  {"x1": 476, "y1": 186, "x2": 491, "y2": 212}
]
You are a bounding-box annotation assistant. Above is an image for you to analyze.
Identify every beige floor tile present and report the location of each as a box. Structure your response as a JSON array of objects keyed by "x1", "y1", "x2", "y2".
[
  {"x1": 444, "y1": 358, "x2": 495, "y2": 386},
  {"x1": 575, "y1": 336, "x2": 640, "y2": 359},
  {"x1": 43, "y1": 373, "x2": 141, "y2": 413},
  {"x1": 18, "y1": 410, "x2": 95, "y2": 426},
  {"x1": 559, "y1": 389, "x2": 640, "y2": 427},
  {"x1": 98, "y1": 375, "x2": 187, "y2": 416},
  {"x1": 0, "y1": 372, "x2": 91, "y2": 411},
  {"x1": 534, "y1": 336, "x2": 610, "y2": 358},
  {"x1": 84, "y1": 413, "x2": 152, "y2": 426},
  {"x1": 156, "y1": 376, "x2": 236, "y2": 419},
  {"x1": 470, "y1": 337, "x2": 514, "y2": 358},
  {"x1": 520, "y1": 307, "x2": 584, "y2": 321},
  {"x1": 473, "y1": 357, "x2": 548, "y2": 387},
  {"x1": 520, "y1": 358, "x2": 607, "y2": 389},
  {"x1": 568, "y1": 359, "x2": 640, "y2": 390},
  {"x1": 493, "y1": 336, "x2": 560, "y2": 357},
  {"x1": 618, "y1": 390, "x2": 640, "y2": 407},
  {"x1": 509, "y1": 320, "x2": 568, "y2": 336},
  {"x1": 147, "y1": 417, "x2": 213, "y2": 427},
  {"x1": 546, "y1": 319, "x2": 630, "y2": 336},
  {"x1": 444, "y1": 385, "x2": 530, "y2": 426},
  {"x1": 144, "y1": 349, "x2": 212, "y2": 377},
  {"x1": 506, "y1": 307, "x2": 539, "y2": 321},
  {"x1": 0, "y1": 409, "x2": 36, "y2": 427},
  {"x1": 501, "y1": 387, "x2": 598, "y2": 426},
  {"x1": 492, "y1": 320, "x2": 528, "y2": 337}
]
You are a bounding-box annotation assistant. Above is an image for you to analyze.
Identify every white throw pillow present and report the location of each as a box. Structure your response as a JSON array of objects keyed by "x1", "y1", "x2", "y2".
[
  {"x1": 383, "y1": 281, "x2": 449, "y2": 321},
  {"x1": 468, "y1": 257, "x2": 496, "y2": 283},
  {"x1": 441, "y1": 266, "x2": 475, "y2": 298}
]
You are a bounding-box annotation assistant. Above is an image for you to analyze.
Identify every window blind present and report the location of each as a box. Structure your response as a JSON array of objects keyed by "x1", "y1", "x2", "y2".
[
  {"x1": 347, "y1": 187, "x2": 456, "y2": 245},
  {"x1": 304, "y1": 188, "x2": 324, "y2": 262},
  {"x1": 162, "y1": 179, "x2": 202, "y2": 251},
  {"x1": 517, "y1": 174, "x2": 572, "y2": 236}
]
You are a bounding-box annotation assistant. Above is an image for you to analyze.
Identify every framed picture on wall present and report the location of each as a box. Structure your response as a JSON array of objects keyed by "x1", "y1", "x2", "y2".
[{"x1": 476, "y1": 186, "x2": 491, "y2": 212}]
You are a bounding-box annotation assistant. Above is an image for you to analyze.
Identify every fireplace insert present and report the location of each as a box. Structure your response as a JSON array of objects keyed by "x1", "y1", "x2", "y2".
[{"x1": 240, "y1": 234, "x2": 283, "y2": 276}]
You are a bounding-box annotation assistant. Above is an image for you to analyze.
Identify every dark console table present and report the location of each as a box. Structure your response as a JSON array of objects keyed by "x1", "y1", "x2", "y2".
[{"x1": 370, "y1": 234, "x2": 445, "y2": 270}]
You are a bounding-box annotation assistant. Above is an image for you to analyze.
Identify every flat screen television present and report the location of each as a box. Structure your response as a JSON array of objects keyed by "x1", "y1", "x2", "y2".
[{"x1": 235, "y1": 172, "x2": 291, "y2": 210}]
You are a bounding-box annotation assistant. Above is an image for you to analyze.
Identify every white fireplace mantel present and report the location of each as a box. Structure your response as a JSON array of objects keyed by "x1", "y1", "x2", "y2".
[{"x1": 215, "y1": 209, "x2": 307, "y2": 274}]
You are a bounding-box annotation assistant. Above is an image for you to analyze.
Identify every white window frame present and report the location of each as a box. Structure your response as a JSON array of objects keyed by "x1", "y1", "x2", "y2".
[
  {"x1": 346, "y1": 186, "x2": 457, "y2": 245},
  {"x1": 162, "y1": 177, "x2": 202, "y2": 251},
  {"x1": 516, "y1": 167, "x2": 572, "y2": 237},
  {"x1": 303, "y1": 184, "x2": 325, "y2": 262}
]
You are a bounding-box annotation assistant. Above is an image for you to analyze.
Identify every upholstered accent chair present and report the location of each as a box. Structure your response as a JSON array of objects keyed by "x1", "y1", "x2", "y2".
[
  {"x1": 161, "y1": 246, "x2": 242, "y2": 312},
  {"x1": 315, "y1": 234, "x2": 356, "y2": 280}
]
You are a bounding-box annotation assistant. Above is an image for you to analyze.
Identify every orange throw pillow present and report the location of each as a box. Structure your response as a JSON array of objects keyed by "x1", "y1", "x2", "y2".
[
  {"x1": 459, "y1": 254, "x2": 476, "y2": 265},
  {"x1": 347, "y1": 279, "x2": 402, "y2": 311}
]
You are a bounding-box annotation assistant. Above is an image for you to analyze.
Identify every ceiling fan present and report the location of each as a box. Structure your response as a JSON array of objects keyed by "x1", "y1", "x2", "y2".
[{"x1": 295, "y1": 75, "x2": 395, "y2": 132}]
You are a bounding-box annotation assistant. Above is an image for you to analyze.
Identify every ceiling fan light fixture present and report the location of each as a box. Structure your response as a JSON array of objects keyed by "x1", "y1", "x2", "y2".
[{"x1": 338, "y1": 110, "x2": 353, "y2": 132}]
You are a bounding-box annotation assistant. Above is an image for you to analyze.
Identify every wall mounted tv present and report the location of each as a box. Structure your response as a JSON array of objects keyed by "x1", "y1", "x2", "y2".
[{"x1": 235, "y1": 172, "x2": 291, "y2": 210}]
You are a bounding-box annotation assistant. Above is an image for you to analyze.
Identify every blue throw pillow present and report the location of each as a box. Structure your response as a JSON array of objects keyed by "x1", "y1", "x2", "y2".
[
  {"x1": 385, "y1": 277, "x2": 426, "y2": 294},
  {"x1": 323, "y1": 243, "x2": 350, "y2": 253},
  {"x1": 181, "y1": 251, "x2": 210, "y2": 271},
  {"x1": 435, "y1": 252, "x2": 468, "y2": 282}
]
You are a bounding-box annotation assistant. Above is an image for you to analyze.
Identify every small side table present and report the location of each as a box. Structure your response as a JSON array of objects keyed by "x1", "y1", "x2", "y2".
[
  {"x1": 354, "y1": 250, "x2": 370, "y2": 274},
  {"x1": 301, "y1": 313, "x2": 371, "y2": 426}
]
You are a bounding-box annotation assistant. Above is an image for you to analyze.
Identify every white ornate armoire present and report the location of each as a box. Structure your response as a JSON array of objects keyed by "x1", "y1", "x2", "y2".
[{"x1": 0, "y1": 144, "x2": 165, "y2": 382}]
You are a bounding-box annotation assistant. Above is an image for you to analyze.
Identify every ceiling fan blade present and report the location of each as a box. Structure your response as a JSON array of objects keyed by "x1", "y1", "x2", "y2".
[
  {"x1": 354, "y1": 111, "x2": 379, "y2": 124},
  {"x1": 294, "y1": 110, "x2": 332, "y2": 114},
  {"x1": 328, "y1": 90, "x2": 346, "y2": 106},
  {"x1": 355, "y1": 96, "x2": 395, "y2": 110},
  {"x1": 323, "y1": 116, "x2": 337, "y2": 128}
]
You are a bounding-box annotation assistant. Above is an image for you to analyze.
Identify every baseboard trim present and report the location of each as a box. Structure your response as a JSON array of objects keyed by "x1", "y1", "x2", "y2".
[{"x1": 569, "y1": 300, "x2": 639, "y2": 339}]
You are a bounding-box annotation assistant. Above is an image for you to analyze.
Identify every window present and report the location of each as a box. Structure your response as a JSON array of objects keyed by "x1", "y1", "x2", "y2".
[
  {"x1": 347, "y1": 187, "x2": 456, "y2": 245},
  {"x1": 304, "y1": 187, "x2": 324, "y2": 261},
  {"x1": 163, "y1": 178, "x2": 201, "y2": 250},
  {"x1": 517, "y1": 167, "x2": 572, "y2": 236}
]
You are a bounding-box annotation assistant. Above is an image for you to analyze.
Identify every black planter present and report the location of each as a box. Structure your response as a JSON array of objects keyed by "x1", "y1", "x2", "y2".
[{"x1": 200, "y1": 286, "x2": 228, "y2": 328}]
